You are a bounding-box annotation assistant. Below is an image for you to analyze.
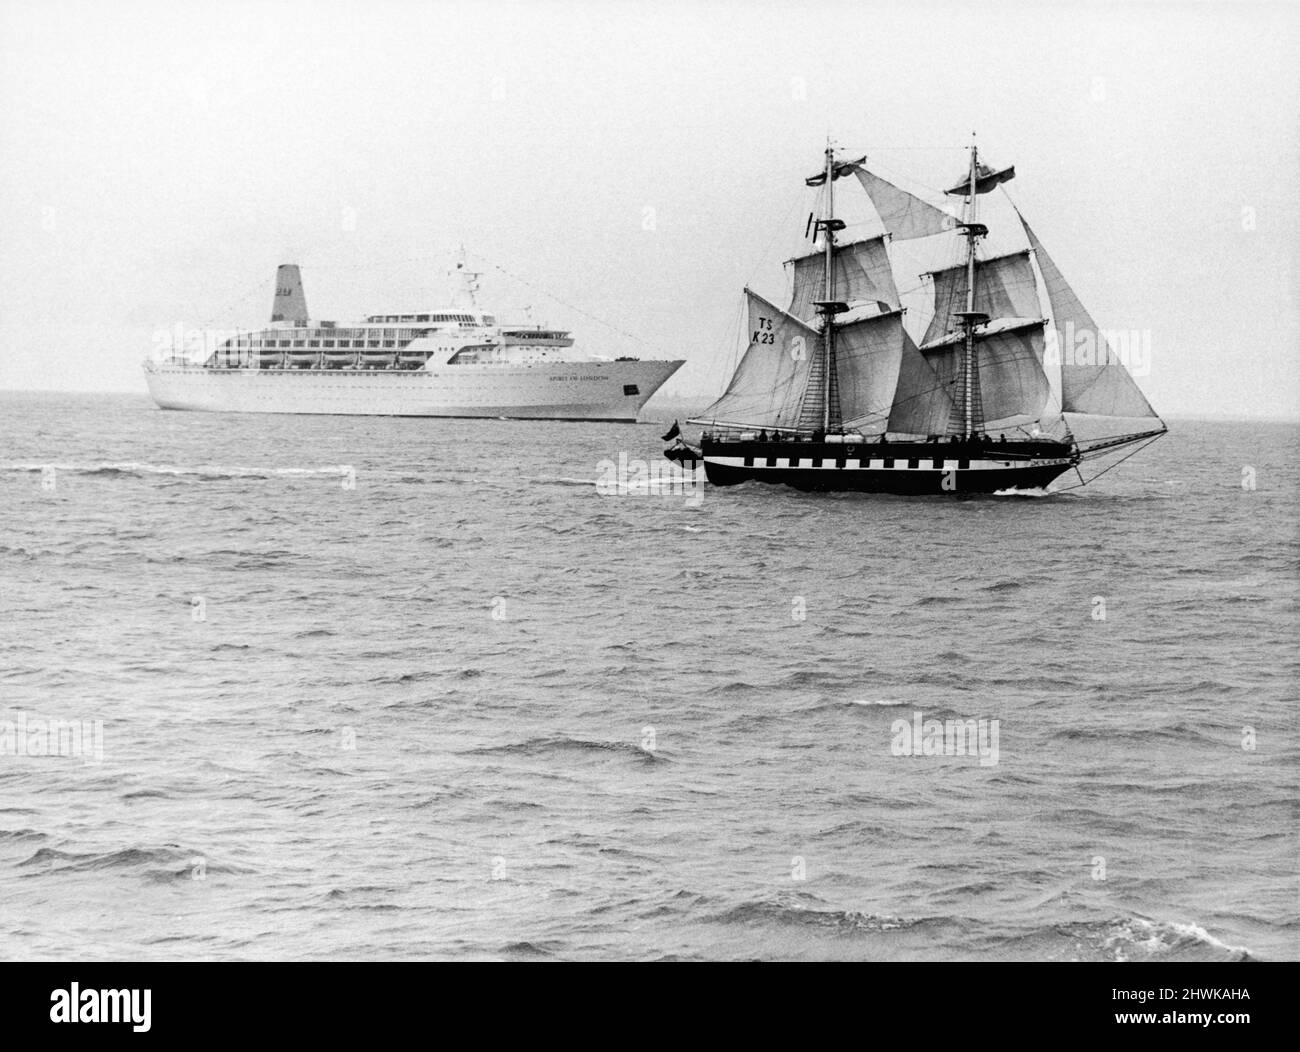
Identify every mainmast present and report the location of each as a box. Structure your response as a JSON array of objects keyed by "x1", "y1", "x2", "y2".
[
  {"x1": 954, "y1": 134, "x2": 988, "y2": 437},
  {"x1": 821, "y1": 143, "x2": 835, "y2": 431}
]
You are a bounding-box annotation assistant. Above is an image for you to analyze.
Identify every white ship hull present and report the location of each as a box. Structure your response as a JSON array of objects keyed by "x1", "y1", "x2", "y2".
[{"x1": 143, "y1": 359, "x2": 683, "y2": 421}]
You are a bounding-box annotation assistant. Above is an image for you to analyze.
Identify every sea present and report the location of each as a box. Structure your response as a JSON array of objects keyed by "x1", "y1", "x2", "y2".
[{"x1": 1, "y1": 391, "x2": 1296, "y2": 961}]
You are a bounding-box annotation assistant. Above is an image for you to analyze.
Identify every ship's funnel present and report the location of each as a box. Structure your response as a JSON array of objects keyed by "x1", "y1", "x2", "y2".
[{"x1": 271, "y1": 264, "x2": 309, "y2": 325}]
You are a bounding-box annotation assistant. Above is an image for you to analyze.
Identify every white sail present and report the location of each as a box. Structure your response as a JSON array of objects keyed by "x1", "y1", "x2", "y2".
[
  {"x1": 787, "y1": 237, "x2": 899, "y2": 323},
  {"x1": 921, "y1": 319, "x2": 1053, "y2": 431},
  {"x1": 833, "y1": 310, "x2": 909, "y2": 434},
  {"x1": 922, "y1": 251, "x2": 1041, "y2": 345},
  {"x1": 852, "y1": 167, "x2": 955, "y2": 242},
  {"x1": 692, "y1": 289, "x2": 819, "y2": 430},
  {"x1": 886, "y1": 330, "x2": 957, "y2": 436},
  {"x1": 1019, "y1": 217, "x2": 1159, "y2": 421}
]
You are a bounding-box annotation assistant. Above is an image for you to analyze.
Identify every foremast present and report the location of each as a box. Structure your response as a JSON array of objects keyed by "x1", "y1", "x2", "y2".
[{"x1": 798, "y1": 142, "x2": 849, "y2": 433}]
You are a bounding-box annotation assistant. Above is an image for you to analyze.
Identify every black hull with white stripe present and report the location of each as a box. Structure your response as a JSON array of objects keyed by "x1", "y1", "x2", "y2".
[{"x1": 694, "y1": 436, "x2": 1078, "y2": 495}]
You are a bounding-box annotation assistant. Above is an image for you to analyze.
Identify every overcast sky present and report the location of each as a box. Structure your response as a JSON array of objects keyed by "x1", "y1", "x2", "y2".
[{"x1": 1, "y1": 0, "x2": 1296, "y2": 418}]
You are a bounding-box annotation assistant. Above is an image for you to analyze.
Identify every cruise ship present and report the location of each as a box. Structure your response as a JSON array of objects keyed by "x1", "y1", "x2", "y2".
[{"x1": 143, "y1": 262, "x2": 683, "y2": 420}]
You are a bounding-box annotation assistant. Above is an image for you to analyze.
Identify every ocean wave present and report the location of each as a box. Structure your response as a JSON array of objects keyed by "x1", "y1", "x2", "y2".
[
  {"x1": 16, "y1": 844, "x2": 253, "y2": 882},
  {"x1": 841, "y1": 697, "x2": 910, "y2": 707},
  {"x1": 499, "y1": 940, "x2": 563, "y2": 957},
  {"x1": 368, "y1": 669, "x2": 443, "y2": 684},
  {"x1": 706, "y1": 897, "x2": 929, "y2": 935},
  {"x1": 1066, "y1": 915, "x2": 1258, "y2": 962},
  {"x1": 0, "y1": 828, "x2": 48, "y2": 843},
  {"x1": 533, "y1": 476, "x2": 598, "y2": 487},
  {"x1": 464, "y1": 735, "x2": 665, "y2": 764},
  {"x1": 992, "y1": 486, "x2": 1055, "y2": 498},
  {"x1": 0, "y1": 461, "x2": 353, "y2": 480}
]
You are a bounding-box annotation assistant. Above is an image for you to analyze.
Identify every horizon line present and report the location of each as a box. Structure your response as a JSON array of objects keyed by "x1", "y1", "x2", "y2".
[{"x1": 1, "y1": 387, "x2": 1297, "y2": 424}]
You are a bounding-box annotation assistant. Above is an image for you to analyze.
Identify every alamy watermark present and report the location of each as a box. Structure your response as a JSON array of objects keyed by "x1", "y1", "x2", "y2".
[
  {"x1": 148, "y1": 324, "x2": 249, "y2": 364},
  {"x1": 1043, "y1": 321, "x2": 1152, "y2": 377},
  {"x1": 0, "y1": 712, "x2": 104, "y2": 764},
  {"x1": 891, "y1": 711, "x2": 999, "y2": 766},
  {"x1": 596, "y1": 453, "x2": 703, "y2": 506}
]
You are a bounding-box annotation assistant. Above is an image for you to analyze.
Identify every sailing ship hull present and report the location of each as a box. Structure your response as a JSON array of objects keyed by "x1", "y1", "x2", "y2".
[{"x1": 695, "y1": 437, "x2": 1077, "y2": 494}]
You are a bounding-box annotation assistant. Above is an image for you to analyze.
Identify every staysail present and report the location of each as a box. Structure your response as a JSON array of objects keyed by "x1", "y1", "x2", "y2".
[
  {"x1": 851, "y1": 167, "x2": 954, "y2": 242},
  {"x1": 886, "y1": 331, "x2": 958, "y2": 436},
  {"x1": 833, "y1": 310, "x2": 910, "y2": 434},
  {"x1": 1019, "y1": 217, "x2": 1158, "y2": 421},
  {"x1": 691, "y1": 290, "x2": 819, "y2": 429},
  {"x1": 787, "y1": 237, "x2": 899, "y2": 324},
  {"x1": 922, "y1": 251, "x2": 1041, "y2": 345}
]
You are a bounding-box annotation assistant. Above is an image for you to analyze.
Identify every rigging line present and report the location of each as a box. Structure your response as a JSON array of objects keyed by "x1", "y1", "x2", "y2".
[
  {"x1": 718, "y1": 294, "x2": 745, "y2": 391},
  {"x1": 761, "y1": 183, "x2": 816, "y2": 297},
  {"x1": 470, "y1": 256, "x2": 652, "y2": 350},
  {"x1": 297, "y1": 254, "x2": 446, "y2": 271},
  {"x1": 706, "y1": 183, "x2": 810, "y2": 405},
  {"x1": 863, "y1": 156, "x2": 960, "y2": 205},
  {"x1": 1052, "y1": 434, "x2": 1164, "y2": 492},
  {"x1": 851, "y1": 372, "x2": 959, "y2": 420},
  {"x1": 190, "y1": 277, "x2": 270, "y2": 334}
]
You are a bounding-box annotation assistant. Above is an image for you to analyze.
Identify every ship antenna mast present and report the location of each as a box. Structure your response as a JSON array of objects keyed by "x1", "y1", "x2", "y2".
[{"x1": 450, "y1": 245, "x2": 482, "y2": 311}]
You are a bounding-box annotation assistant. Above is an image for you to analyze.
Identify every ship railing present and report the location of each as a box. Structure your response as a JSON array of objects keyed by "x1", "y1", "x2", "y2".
[{"x1": 701, "y1": 428, "x2": 821, "y2": 444}]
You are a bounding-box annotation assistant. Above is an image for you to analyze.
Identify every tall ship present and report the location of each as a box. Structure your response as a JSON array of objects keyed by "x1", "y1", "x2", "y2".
[
  {"x1": 665, "y1": 140, "x2": 1165, "y2": 493},
  {"x1": 144, "y1": 260, "x2": 683, "y2": 421}
]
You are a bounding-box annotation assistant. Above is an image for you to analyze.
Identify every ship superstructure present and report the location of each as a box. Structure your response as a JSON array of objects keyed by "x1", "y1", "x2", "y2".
[{"x1": 144, "y1": 261, "x2": 683, "y2": 421}]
